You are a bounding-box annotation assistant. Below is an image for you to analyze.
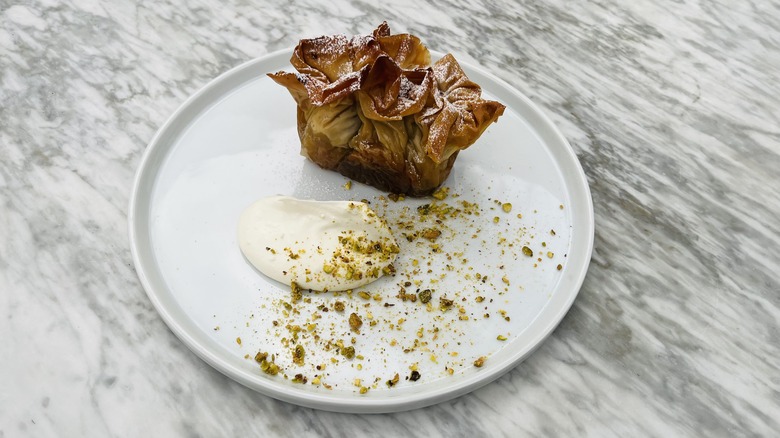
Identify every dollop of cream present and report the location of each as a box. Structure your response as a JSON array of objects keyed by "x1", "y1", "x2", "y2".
[{"x1": 238, "y1": 196, "x2": 399, "y2": 291}]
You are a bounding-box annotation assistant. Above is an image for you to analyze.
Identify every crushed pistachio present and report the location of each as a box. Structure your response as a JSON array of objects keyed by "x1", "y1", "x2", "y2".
[
  {"x1": 387, "y1": 373, "x2": 400, "y2": 387},
  {"x1": 291, "y1": 281, "x2": 302, "y2": 303},
  {"x1": 293, "y1": 344, "x2": 305, "y2": 365},
  {"x1": 431, "y1": 187, "x2": 449, "y2": 200},
  {"x1": 341, "y1": 345, "x2": 355, "y2": 359},
  {"x1": 349, "y1": 313, "x2": 363, "y2": 332},
  {"x1": 239, "y1": 190, "x2": 553, "y2": 388},
  {"x1": 256, "y1": 351, "x2": 280, "y2": 375},
  {"x1": 388, "y1": 193, "x2": 405, "y2": 202},
  {"x1": 292, "y1": 373, "x2": 307, "y2": 384},
  {"x1": 420, "y1": 228, "x2": 442, "y2": 241}
]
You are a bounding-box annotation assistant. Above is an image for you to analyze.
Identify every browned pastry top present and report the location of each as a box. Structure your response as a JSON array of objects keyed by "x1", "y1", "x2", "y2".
[{"x1": 269, "y1": 23, "x2": 505, "y2": 195}]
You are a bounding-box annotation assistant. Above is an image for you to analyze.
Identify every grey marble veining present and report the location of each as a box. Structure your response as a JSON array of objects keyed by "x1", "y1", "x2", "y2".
[{"x1": 1, "y1": 0, "x2": 779, "y2": 436}]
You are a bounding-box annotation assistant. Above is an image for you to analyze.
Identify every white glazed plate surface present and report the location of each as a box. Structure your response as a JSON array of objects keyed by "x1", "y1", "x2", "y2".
[{"x1": 129, "y1": 49, "x2": 594, "y2": 413}]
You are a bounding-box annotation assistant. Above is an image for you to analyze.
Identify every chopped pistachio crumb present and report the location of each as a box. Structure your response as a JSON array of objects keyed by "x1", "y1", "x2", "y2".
[
  {"x1": 256, "y1": 351, "x2": 280, "y2": 375},
  {"x1": 349, "y1": 313, "x2": 363, "y2": 332},
  {"x1": 497, "y1": 335, "x2": 508, "y2": 341},
  {"x1": 293, "y1": 344, "x2": 305, "y2": 365},
  {"x1": 388, "y1": 193, "x2": 405, "y2": 202},
  {"x1": 502, "y1": 203, "x2": 512, "y2": 213},
  {"x1": 291, "y1": 281, "x2": 302, "y2": 303},
  {"x1": 262, "y1": 362, "x2": 280, "y2": 375},
  {"x1": 522, "y1": 246, "x2": 533, "y2": 257},
  {"x1": 292, "y1": 374, "x2": 307, "y2": 384},
  {"x1": 341, "y1": 345, "x2": 355, "y2": 359},
  {"x1": 431, "y1": 187, "x2": 449, "y2": 200},
  {"x1": 474, "y1": 356, "x2": 486, "y2": 367},
  {"x1": 387, "y1": 373, "x2": 400, "y2": 387},
  {"x1": 421, "y1": 228, "x2": 442, "y2": 241}
]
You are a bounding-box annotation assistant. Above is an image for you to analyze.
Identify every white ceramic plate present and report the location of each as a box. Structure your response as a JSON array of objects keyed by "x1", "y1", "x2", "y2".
[{"x1": 129, "y1": 48, "x2": 594, "y2": 413}]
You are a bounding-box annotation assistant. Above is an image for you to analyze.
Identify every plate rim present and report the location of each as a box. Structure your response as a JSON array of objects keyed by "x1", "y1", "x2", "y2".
[{"x1": 128, "y1": 47, "x2": 594, "y2": 413}]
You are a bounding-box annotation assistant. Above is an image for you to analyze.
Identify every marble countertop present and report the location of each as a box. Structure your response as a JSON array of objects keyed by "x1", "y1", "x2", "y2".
[{"x1": 2, "y1": 0, "x2": 779, "y2": 436}]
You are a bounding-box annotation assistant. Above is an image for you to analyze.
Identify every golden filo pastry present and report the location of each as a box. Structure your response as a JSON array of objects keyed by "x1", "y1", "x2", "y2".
[{"x1": 269, "y1": 22, "x2": 505, "y2": 196}]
